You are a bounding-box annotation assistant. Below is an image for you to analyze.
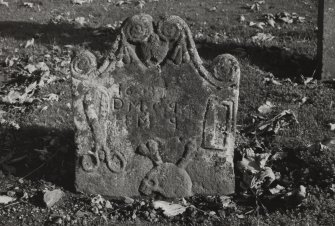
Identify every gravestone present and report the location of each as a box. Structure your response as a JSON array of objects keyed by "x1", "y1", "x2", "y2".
[
  {"x1": 317, "y1": 0, "x2": 335, "y2": 80},
  {"x1": 70, "y1": 14, "x2": 240, "y2": 198}
]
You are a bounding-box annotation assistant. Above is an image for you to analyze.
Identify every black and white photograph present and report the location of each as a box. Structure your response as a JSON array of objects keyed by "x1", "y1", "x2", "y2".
[{"x1": 0, "y1": 0, "x2": 332, "y2": 225}]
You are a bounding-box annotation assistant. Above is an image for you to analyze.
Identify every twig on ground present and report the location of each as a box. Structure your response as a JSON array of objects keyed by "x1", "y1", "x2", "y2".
[{"x1": 19, "y1": 151, "x2": 59, "y2": 180}]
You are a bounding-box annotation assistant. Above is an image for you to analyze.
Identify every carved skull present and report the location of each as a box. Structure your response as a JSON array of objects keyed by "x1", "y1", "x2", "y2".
[
  {"x1": 140, "y1": 162, "x2": 192, "y2": 198},
  {"x1": 137, "y1": 139, "x2": 196, "y2": 198}
]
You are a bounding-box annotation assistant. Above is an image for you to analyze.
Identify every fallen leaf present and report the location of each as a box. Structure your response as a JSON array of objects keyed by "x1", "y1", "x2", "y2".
[
  {"x1": 296, "y1": 75, "x2": 314, "y2": 85},
  {"x1": 257, "y1": 153, "x2": 271, "y2": 168},
  {"x1": 25, "y1": 38, "x2": 35, "y2": 48},
  {"x1": 23, "y1": 2, "x2": 33, "y2": 8},
  {"x1": 208, "y1": 6, "x2": 217, "y2": 12},
  {"x1": 91, "y1": 195, "x2": 106, "y2": 206},
  {"x1": 267, "y1": 18, "x2": 275, "y2": 27},
  {"x1": 136, "y1": 0, "x2": 145, "y2": 9},
  {"x1": 250, "y1": 3, "x2": 260, "y2": 11},
  {"x1": 298, "y1": 96, "x2": 308, "y2": 105},
  {"x1": 9, "y1": 120, "x2": 20, "y2": 129},
  {"x1": 252, "y1": 167, "x2": 276, "y2": 189},
  {"x1": 329, "y1": 123, "x2": 335, "y2": 131},
  {"x1": 74, "y1": 17, "x2": 87, "y2": 26},
  {"x1": 237, "y1": 156, "x2": 261, "y2": 174},
  {"x1": 43, "y1": 93, "x2": 59, "y2": 102},
  {"x1": 72, "y1": 0, "x2": 93, "y2": 4},
  {"x1": 269, "y1": 184, "x2": 285, "y2": 195},
  {"x1": 309, "y1": 142, "x2": 330, "y2": 153},
  {"x1": 36, "y1": 62, "x2": 49, "y2": 72},
  {"x1": 1, "y1": 81, "x2": 37, "y2": 104},
  {"x1": 0, "y1": 195, "x2": 15, "y2": 204},
  {"x1": 276, "y1": 12, "x2": 306, "y2": 24},
  {"x1": 194, "y1": 31, "x2": 204, "y2": 39},
  {"x1": 105, "y1": 200, "x2": 113, "y2": 209},
  {"x1": 153, "y1": 201, "x2": 186, "y2": 217},
  {"x1": 239, "y1": 15, "x2": 246, "y2": 23},
  {"x1": 330, "y1": 184, "x2": 335, "y2": 192},
  {"x1": 263, "y1": 73, "x2": 282, "y2": 85},
  {"x1": 285, "y1": 185, "x2": 306, "y2": 206},
  {"x1": 257, "y1": 110, "x2": 298, "y2": 134},
  {"x1": 296, "y1": 16, "x2": 305, "y2": 23},
  {"x1": 64, "y1": 44, "x2": 74, "y2": 49},
  {"x1": 278, "y1": 16, "x2": 293, "y2": 24},
  {"x1": 75, "y1": 210, "x2": 90, "y2": 217},
  {"x1": 0, "y1": 0, "x2": 8, "y2": 7},
  {"x1": 219, "y1": 196, "x2": 236, "y2": 209},
  {"x1": 116, "y1": 0, "x2": 130, "y2": 6},
  {"x1": 258, "y1": 101, "x2": 275, "y2": 114},
  {"x1": 249, "y1": 21, "x2": 265, "y2": 29},
  {"x1": 5, "y1": 57, "x2": 14, "y2": 67},
  {"x1": 252, "y1": 33, "x2": 275, "y2": 42},
  {"x1": 0, "y1": 117, "x2": 20, "y2": 129},
  {"x1": 24, "y1": 64, "x2": 37, "y2": 74},
  {"x1": 271, "y1": 152, "x2": 287, "y2": 161},
  {"x1": 41, "y1": 106, "x2": 48, "y2": 111}
]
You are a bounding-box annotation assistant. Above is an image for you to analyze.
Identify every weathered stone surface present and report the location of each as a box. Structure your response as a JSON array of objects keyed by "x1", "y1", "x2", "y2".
[
  {"x1": 317, "y1": 0, "x2": 335, "y2": 80},
  {"x1": 71, "y1": 14, "x2": 240, "y2": 198}
]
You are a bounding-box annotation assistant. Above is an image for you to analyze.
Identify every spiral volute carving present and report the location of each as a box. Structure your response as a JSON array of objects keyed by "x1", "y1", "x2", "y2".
[{"x1": 122, "y1": 14, "x2": 154, "y2": 43}]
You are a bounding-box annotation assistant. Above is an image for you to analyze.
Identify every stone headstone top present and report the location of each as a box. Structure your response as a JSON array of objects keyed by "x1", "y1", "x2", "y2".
[
  {"x1": 317, "y1": 0, "x2": 335, "y2": 80},
  {"x1": 70, "y1": 14, "x2": 240, "y2": 198}
]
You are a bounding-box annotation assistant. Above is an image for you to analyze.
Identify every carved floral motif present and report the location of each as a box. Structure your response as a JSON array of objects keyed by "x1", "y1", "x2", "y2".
[{"x1": 123, "y1": 14, "x2": 154, "y2": 43}]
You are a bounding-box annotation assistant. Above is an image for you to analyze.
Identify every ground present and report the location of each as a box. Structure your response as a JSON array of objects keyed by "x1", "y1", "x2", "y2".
[{"x1": 1, "y1": 0, "x2": 335, "y2": 225}]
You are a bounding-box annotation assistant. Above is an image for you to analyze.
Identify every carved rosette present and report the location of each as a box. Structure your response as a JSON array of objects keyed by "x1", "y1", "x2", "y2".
[
  {"x1": 157, "y1": 16, "x2": 183, "y2": 42},
  {"x1": 71, "y1": 50, "x2": 97, "y2": 81},
  {"x1": 212, "y1": 54, "x2": 240, "y2": 86},
  {"x1": 122, "y1": 14, "x2": 154, "y2": 43}
]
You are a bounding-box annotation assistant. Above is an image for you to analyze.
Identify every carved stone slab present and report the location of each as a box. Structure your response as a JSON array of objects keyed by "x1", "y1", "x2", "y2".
[
  {"x1": 71, "y1": 14, "x2": 240, "y2": 198},
  {"x1": 317, "y1": 0, "x2": 335, "y2": 80}
]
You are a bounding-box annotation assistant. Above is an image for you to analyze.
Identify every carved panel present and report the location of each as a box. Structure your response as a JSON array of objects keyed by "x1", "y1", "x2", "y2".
[{"x1": 202, "y1": 97, "x2": 233, "y2": 150}]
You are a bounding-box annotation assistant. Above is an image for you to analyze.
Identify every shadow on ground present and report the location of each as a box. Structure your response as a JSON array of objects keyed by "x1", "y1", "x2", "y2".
[
  {"x1": 0, "y1": 21, "x2": 117, "y2": 53},
  {"x1": 198, "y1": 41, "x2": 317, "y2": 79},
  {"x1": 0, "y1": 125, "x2": 76, "y2": 191},
  {"x1": 0, "y1": 20, "x2": 318, "y2": 79}
]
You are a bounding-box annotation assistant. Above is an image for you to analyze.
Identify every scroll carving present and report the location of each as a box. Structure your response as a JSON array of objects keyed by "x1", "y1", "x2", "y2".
[{"x1": 71, "y1": 14, "x2": 240, "y2": 89}]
